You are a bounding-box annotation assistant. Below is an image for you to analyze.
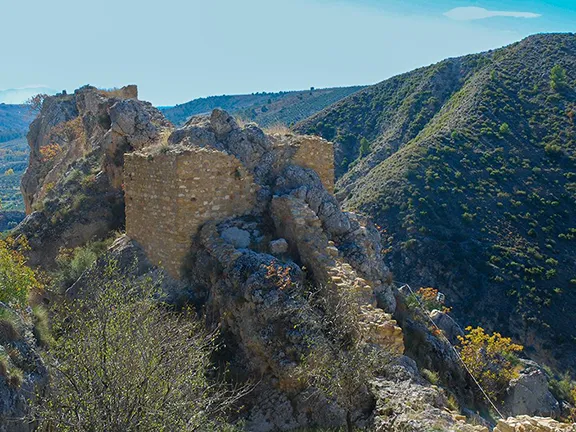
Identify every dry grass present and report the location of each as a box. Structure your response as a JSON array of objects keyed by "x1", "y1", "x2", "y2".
[{"x1": 263, "y1": 123, "x2": 292, "y2": 135}]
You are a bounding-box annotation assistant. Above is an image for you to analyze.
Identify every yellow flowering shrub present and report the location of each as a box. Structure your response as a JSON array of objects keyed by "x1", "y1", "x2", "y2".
[
  {"x1": 458, "y1": 326, "x2": 523, "y2": 400},
  {"x1": 0, "y1": 237, "x2": 40, "y2": 308}
]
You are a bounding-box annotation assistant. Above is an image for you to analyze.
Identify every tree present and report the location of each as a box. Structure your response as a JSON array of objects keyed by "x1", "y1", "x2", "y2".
[
  {"x1": 499, "y1": 123, "x2": 510, "y2": 135},
  {"x1": 36, "y1": 260, "x2": 243, "y2": 431},
  {"x1": 458, "y1": 326, "x2": 523, "y2": 401},
  {"x1": 359, "y1": 137, "x2": 371, "y2": 158},
  {"x1": 25, "y1": 93, "x2": 49, "y2": 111},
  {"x1": 0, "y1": 236, "x2": 39, "y2": 308},
  {"x1": 550, "y1": 65, "x2": 568, "y2": 92}
]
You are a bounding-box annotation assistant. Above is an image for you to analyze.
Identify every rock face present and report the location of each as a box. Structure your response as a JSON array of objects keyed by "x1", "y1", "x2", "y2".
[
  {"x1": 372, "y1": 356, "x2": 487, "y2": 432},
  {"x1": 0, "y1": 305, "x2": 48, "y2": 432},
  {"x1": 504, "y1": 362, "x2": 560, "y2": 417},
  {"x1": 121, "y1": 111, "x2": 402, "y2": 429},
  {"x1": 494, "y1": 416, "x2": 576, "y2": 432},
  {"x1": 16, "y1": 85, "x2": 170, "y2": 267}
]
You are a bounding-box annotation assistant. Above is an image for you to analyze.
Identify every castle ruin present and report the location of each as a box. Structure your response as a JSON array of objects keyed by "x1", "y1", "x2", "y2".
[{"x1": 124, "y1": 114, "x2": 334, "y2": 278}]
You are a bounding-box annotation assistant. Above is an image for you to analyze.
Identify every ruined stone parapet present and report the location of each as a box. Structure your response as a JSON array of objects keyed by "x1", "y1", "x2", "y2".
[
  {"x1": 124, "y1": 146, "x2": 257, "y2": 277},
  {"x1": 290, "y1": 136, "x2": 335, "y2": 194},
  {"x1": 271, "y1": 193, "x2": 403, "y2": 354}
]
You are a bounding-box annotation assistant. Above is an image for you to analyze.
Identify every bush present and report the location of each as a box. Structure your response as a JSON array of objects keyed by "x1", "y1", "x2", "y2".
[
  {"x1": 0, "y1": 237, "x2": 40, "y2": 308},
  {"x1": 458, "y1": 327, "x2": 523, "y2": 400},
  {"x1": 421, "y1": 368, "x2": 440, "y2": 385},
  {"x1": 54, "y1": 240, "x2": 112, "y2": 290},
  {"x1": 550, "y1": 65, "x2": 568, "y2": 92},
  {"x1": 297, "y1": 285, "x2": 390, "y2": 432},
  {"x1": 406, "y1": 287, "x2": 450, "y2": 313},
  {"x1": 36, "y1": 260, "x2": 242, "y2": 431},
  {"x1": 32, "y1": 305, "x2": 53, "y2": 348},
  {"x1": 499, "y1": 123, "x2": 510, "y2": 135}
]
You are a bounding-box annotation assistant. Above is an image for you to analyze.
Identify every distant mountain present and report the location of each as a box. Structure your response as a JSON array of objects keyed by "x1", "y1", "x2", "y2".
[
  {"x1": 0, "y1": 86, "x2": 57, "y2": 104},
  {"x1": 160, "y1": 86, "x2": 365, "y2": 127},
  {"x1": 296, "y1": 33, "x2": 576, "y2": 372}
]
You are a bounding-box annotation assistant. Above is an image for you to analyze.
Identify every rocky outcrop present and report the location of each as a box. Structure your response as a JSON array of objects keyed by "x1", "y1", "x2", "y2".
[
  {"x1": 16, "y1": 85, "x2": 170, "y2": 267},
  {"x1": 494, "y1": 416, "x2": 576, "y2": 432},
  {"x1": 0, "y1": 305, "x2": 48, "y2": 432},
  {"x1": 504, "y1": 361, "x2": 560, "y2": 417},
  {"x1": 372, "y1": 356, "x2": 487, "y2": 432},
  {"x1": 124, "y1": 111, "x2": 400, "y2": 429}
]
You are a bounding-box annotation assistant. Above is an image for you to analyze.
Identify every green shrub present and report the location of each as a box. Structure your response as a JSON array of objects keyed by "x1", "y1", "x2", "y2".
[
  {"x1": 0, "y1": 237, "x2": 40, "y2": 308},
  {"x1": 54, "y1": 240, "x2": 112, "y2": 290},
  {"x1": 32, "y1": 305, "x2": 53, "y2": 348},
  {"x1": 37, "y1": 260, "x2": 242, "y2": 431},
  {"x1": 550, "y1": 65, "x2": 568, "y2": 92},
  {"x1": 421, "y1": 368, "x2": 440, "y2": 385}
]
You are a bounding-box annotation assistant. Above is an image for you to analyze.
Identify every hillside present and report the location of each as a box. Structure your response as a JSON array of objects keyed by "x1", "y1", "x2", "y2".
[
  {"x1": 0, "y1": 103, "x2": 35, "y2": 142},
  {"x1": 160, "y1": 86, "x2": 365, "y2": 127},
  {"x1": 0, "y1": 136, "x2": 28, "y2": 213},
  {"x1": 296, "y1": 33, "x2": 576, "y2": 372}
]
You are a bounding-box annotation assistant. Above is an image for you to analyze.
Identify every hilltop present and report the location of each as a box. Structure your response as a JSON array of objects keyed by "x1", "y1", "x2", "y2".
[
  {"x1": 296, "y1": 33, "x2": 576, "y2": 372},
  {"x1": 160, "y1": 86, "x2": 365, "y2": 127}
]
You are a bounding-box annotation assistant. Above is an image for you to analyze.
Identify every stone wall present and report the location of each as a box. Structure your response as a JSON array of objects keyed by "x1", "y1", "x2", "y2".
[
  {"x1": 291, "y1": 136, "x2": 335, "y2": 194},
  {"x1": 124, "y1": 147, "x2": 257, "y2": 277}
]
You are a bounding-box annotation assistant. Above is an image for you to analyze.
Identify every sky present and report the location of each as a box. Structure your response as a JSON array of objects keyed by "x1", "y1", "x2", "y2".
[{"x1": 1, "y1": 0, "x2": 575, "y2": 106}]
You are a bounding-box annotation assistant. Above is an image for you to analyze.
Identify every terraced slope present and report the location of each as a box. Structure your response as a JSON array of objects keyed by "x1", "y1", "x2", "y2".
[{"x1": 161, "y1": 86, "x2": 365, "y2": 127}]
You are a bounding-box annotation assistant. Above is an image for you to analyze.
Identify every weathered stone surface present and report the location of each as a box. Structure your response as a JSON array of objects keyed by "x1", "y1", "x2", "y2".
[
  {"x1": 504, "y1": 362, "x2": 560, "y2": 417},
  {"x1": 17, "y1": 85, "x2": 168, "y2": 267},
  {"x1": 494, "y1": 416, "x2": 576, "y2": 432},
  {"x1": 430, "y1": 309, "x2": 465, "y2": 345},
  {"x1": 269, "y1": 238, "x2": 288, "y2": 255},
  {"x1": 373, "y1": 356, "x2": 488, "y2": 432},
  {"x1": 221, "y1": 227, "x2": 251, "y2": 248},
  {"x1": 0, "y1": 304, "x2": 48, "y2": 432}
]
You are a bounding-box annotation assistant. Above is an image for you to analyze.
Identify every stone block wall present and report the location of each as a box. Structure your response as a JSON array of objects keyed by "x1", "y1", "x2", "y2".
[
  {"x1": 291, "y1": 136, "x2": 335, "y2": 193},
  {"x1": 124, "y1": 147, "x2": 257, "y2": 277}
]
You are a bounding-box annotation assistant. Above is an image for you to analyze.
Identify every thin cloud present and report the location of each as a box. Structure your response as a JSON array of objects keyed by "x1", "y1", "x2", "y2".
[{"x1": 444, "y1": 7, "x2": 541, "y2": 21}]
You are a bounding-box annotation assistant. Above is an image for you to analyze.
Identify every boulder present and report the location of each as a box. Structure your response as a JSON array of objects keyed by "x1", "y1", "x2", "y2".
[
  {"x1": 221, "y1": 227, "x2": 251, "y2": 249},
  {"x1": 430, "y1": 309, "x2": 465, "y2": 345},
  {"x1": 504, "y1": 363, "x2": 560, "y2": 417},
  {"x1": 269, "y1": 238, "x2": 289, "y2": 255}
]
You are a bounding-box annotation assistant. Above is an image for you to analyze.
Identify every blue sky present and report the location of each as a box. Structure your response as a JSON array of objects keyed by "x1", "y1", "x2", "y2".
[{"x1": 1, "y1": 0, "x2": 574, "y2": 106}]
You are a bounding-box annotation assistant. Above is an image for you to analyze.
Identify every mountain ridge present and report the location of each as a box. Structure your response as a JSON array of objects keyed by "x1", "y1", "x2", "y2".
[
  {"x1": 296, "y1": 32, "x2": 576, "y2": 373},
  {"x1": 160, "y1": 85, "x2": 365, "y2": 127}
]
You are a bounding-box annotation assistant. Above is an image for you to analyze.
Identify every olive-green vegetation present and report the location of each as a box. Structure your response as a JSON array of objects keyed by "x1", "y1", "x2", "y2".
[
  {"x1": 36, "y1": 260, "x2": 242, "y2": 431},
  {"x1": 0, "y1": 136, "x2": 28, "y2": 214},
  {"x1": 0, "y1": 236, "x2": 39, "y2": 308},
  {"x1": 0, "y1": 104, "x2": 34, "y2": 143},
  {"x1": 160, "y1": 86, "x2": 365, "y2": 127},
  {"x1": 296, "y1": 33, "x2": 576, "y2": 372}
]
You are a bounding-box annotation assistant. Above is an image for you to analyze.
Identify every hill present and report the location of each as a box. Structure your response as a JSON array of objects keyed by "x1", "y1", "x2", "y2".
[
  {"x1": 0, "y1": 105, "x2": 32, "y2": 215},
  {"x1": 0, "y1": 103, "x2": 35, "y2": 143},
  {"x1": 160, "y1": 86, "x2": 365, "y2": 127},
  {"x1": 0, "y1": 136, "x2": 28, "y2": 213},
  {"x1": 296, "y1": 33, "x2": 576, "y2": 372}
]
